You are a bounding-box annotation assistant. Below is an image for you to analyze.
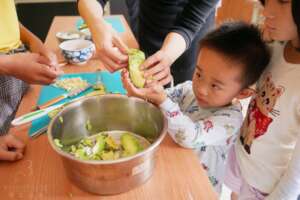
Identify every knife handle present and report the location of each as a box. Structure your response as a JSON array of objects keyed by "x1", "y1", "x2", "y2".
[{"x1": 37, "y1": 95, "x2": 66, "y2": 110}]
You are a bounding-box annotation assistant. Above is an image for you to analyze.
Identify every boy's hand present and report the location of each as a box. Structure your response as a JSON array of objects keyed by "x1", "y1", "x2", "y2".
[
  {"x1": 0, "y1": 134, "x2": 25, "y2": 161},
  {"x1": 3, "y1": 53, "x2": 62, "y2": 85},
  {"x1": 121, "y1": 70, "x2": 167, "y2": 105}
]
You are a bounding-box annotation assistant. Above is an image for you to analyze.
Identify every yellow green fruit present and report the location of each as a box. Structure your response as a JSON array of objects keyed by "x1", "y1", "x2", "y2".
[{"x1": 128, "y1": 48, "x2": 146, "y2": 88}]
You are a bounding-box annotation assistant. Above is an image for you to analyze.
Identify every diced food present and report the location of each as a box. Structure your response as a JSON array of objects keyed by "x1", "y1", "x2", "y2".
[
  {"x1": 85, "y1": 120, "x2": 92, "y2": 131},
  {"x1": 54, "y1": 77, "x2": 89, "y2": 92},
  {"x1": 53, "y1": 131, "x2": 149, "y2": 161},
  {"x1": 121, "y1": 133, "x2": 144, "y2": 156}
]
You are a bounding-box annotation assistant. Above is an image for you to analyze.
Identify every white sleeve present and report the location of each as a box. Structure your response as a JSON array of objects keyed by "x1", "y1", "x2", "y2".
[
  {"x1": 164, "y1": 81, "x2": 191, "y2": 104},
  {"x1": 160, "y1": 98, "x2": 243, "y2": 148},
  {"x1": 266, "y1": 134, "x2": 300, "y2": 200}
]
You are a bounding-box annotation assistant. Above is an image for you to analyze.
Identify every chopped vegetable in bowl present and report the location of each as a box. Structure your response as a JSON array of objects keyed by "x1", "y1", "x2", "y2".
[{"x1": 54, "y1": 131, "x2": 150, "y2": 161}]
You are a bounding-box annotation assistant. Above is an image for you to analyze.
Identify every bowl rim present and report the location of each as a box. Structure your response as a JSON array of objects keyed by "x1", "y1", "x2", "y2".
[
  {"x1": 56, "y1": 30, "x2": 85, "y2": 40},
  {"x1": 47, "y1": 94, "x2": 168, "y2": 165},
  {"x1": 59, "y1": 39, "x2": 94, "y2": 52}
]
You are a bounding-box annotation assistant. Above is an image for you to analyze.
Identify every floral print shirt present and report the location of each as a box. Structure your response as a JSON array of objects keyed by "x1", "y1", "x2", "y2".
[{"x1": 159, "y1": 81, "x2": 243, "y2": 193}]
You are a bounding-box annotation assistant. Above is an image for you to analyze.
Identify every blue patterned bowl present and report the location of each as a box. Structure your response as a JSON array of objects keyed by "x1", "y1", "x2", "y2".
[{"x1": 59, "y1": 39, "x2": 95, "y2": 64}]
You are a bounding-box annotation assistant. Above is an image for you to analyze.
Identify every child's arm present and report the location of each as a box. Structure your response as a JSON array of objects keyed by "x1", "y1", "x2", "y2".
[
  {"x1": 160, "y1": 98, "x2": 243, "y2": 148},
  {"x1": 266, "y1": 133, "x2": 300, "y2": 200},
  {"x1": 122, "y1": 71, "x2": 243, "y2": 147}
]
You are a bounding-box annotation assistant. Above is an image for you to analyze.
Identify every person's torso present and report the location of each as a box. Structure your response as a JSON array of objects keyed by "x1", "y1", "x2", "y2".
[
  {"x1": 236, "y1": 42, "x2": 300, "y2": 193},
  {"x1": 0, "y1": 0, "x2": 21, "y2": 53},
  {"x1": 139, "y1": 0, "x2": 187, "y2": 34},
  {"x1": 135, "y1": 0, "x2": 188, "y2": 53}
]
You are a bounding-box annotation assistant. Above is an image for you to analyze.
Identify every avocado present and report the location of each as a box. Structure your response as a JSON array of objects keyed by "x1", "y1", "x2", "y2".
[
  {"x1": 74, "y1": 149, "x2": 88, "y2": 160},
  {"x1": 105, "y1": 136, "x2": 119, "y2": 150},
  {"x1": 92, "y1": 134, "x2": 106, "y2": 155},
  {"x1": 100, "y1": 150, "x2": 115, "y2": 160},
  {"x1": 54, "y1": 139, "x2": 63, "y2": 148},
  {"x1": 121, "y1": 133, "x2": 144, "y2": 156},
  {"x1": 128, "y1": 48, "x2": 146, "y2": 88}
]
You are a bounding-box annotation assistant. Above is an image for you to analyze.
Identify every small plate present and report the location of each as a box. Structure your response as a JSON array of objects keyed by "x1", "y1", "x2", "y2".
[{"x1": 56, "y1": 30, "x2": 87, "y2": 43}]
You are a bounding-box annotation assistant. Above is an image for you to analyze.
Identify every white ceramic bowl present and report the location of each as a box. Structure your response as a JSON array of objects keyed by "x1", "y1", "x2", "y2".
[
  {"x1": 56, "y1": 30, "x2": 86, "y2": 43},
  {"x1": 59, "y1": 39, "x2": 95, "y2": 64}
]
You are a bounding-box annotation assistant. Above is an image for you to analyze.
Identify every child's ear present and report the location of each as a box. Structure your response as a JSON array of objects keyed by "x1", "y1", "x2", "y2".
[{"x1": 235, "y1": 88, "x2": 255, "y2": 99}]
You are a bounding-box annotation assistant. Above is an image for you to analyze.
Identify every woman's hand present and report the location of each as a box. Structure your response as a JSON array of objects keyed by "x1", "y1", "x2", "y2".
[
  {"x1": 92, "y1": 22, "x2": 129, "y2": 72},
  {"x1": 141, "y1": 49, "x2": 173, "y2": 86},
  {"x1": 0, "y1": 134, "x2": 25, "y2": 161},
  {"x1": 28, "y1": 39, "x2": 62, "y2": 72},
  {"x1": 142, "y1": 32, "x2": 186, "y2": 86},
  {"x1": 19, "y1": 23, "x2": 62, "y2": 73},
  {"x1": 78, "y1": 0, "x2": 128, "y2": 72},
  {"x1": 1, "y1": 53, "x2": 62, "y2": 85},
  {"x1": 121, "y1": 69, "x2": 167, "y2": 105}
]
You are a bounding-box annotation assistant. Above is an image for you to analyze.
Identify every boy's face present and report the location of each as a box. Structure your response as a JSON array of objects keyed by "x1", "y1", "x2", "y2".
[{"x1": 192, "y1": 47, "x2": 244, "y2": 108}]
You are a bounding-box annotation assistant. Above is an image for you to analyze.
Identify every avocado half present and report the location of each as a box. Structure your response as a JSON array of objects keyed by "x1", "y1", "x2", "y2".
[{"x1": 128, "y1": 48, "x2": 146, "y2": 88}]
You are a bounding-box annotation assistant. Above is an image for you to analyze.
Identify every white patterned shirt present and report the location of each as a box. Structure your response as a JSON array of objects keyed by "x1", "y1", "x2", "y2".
[
  {"x1": 236, "y1": 42, "x2": 300, "y2": 200},
  {"x1": 159, "y1": 81, "x2": 243, "y2": 193}
]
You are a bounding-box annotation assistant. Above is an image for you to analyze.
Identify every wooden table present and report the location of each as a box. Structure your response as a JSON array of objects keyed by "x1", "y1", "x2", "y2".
[{"x1": 0, "y1": 16, "x2": 217, "y2": 200}]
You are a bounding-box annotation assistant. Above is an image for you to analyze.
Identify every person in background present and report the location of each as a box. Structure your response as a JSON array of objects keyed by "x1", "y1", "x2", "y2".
[
  {"x1": 0, "y1": 0, "x2": 62, "y2": 161},
  {"x1": 224, "y1": 0, "x2": 300, "y2": 199},
  {"x1": 122, "y1": 22, "x2": 270, "y2": 195},
  {"x1": 77, "y1": 0, "x2": 219, "y2": 85}
]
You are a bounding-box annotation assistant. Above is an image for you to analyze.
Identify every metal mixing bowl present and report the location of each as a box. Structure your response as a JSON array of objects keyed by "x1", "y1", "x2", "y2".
[{"x1": 47, "y1": 94, "x2": 167, "y2": 195}]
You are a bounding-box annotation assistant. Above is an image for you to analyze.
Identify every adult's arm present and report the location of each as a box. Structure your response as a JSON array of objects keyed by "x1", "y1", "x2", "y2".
[{"x1": 171, "y1": 0, "x2": 219, "y2": 49}]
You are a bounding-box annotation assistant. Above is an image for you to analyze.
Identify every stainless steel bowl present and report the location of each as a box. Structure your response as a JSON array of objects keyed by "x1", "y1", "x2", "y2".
[{"x1": 47, "y1": 94, "x2": 167, "y2": 195}]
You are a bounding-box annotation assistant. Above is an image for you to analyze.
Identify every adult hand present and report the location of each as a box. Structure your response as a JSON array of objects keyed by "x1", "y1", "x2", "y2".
[
  {"x1": 92, "y1": 22, "x2": 129, "y2": 72},
  {"x1": 0, "y1": 134, "x2": 25, "y2": 161},
  {"x1": 29, "y1": 39, "x2": 63, "y2": 72},
  {"x1": 2, "y1": 53, "x2": 62, "y2": 85},
  {"x1": 141, "y1": 32, "x2": 186, "y2": 86},
  {"x1": 141, "y1": 49, "x2": 173, "y2": 86},
  {"x1": 121, "y1": 69, "x2": 167, "y2": 105}
]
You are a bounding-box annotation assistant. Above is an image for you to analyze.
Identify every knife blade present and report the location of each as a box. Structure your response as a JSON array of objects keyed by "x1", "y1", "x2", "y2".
[{"x1": 37, "y1": 84, "x2": 92, "y2": 110}]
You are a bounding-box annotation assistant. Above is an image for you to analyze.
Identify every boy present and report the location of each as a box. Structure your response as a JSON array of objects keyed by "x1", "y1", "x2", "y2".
[{"x1": 122, "y1": 22, "x2": 270, "y2": 194}]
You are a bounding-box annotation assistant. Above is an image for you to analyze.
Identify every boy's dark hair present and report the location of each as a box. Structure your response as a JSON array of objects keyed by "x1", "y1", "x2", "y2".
[{"x1": 200, "y1": 22, "x2": 270, "y2": 88}]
